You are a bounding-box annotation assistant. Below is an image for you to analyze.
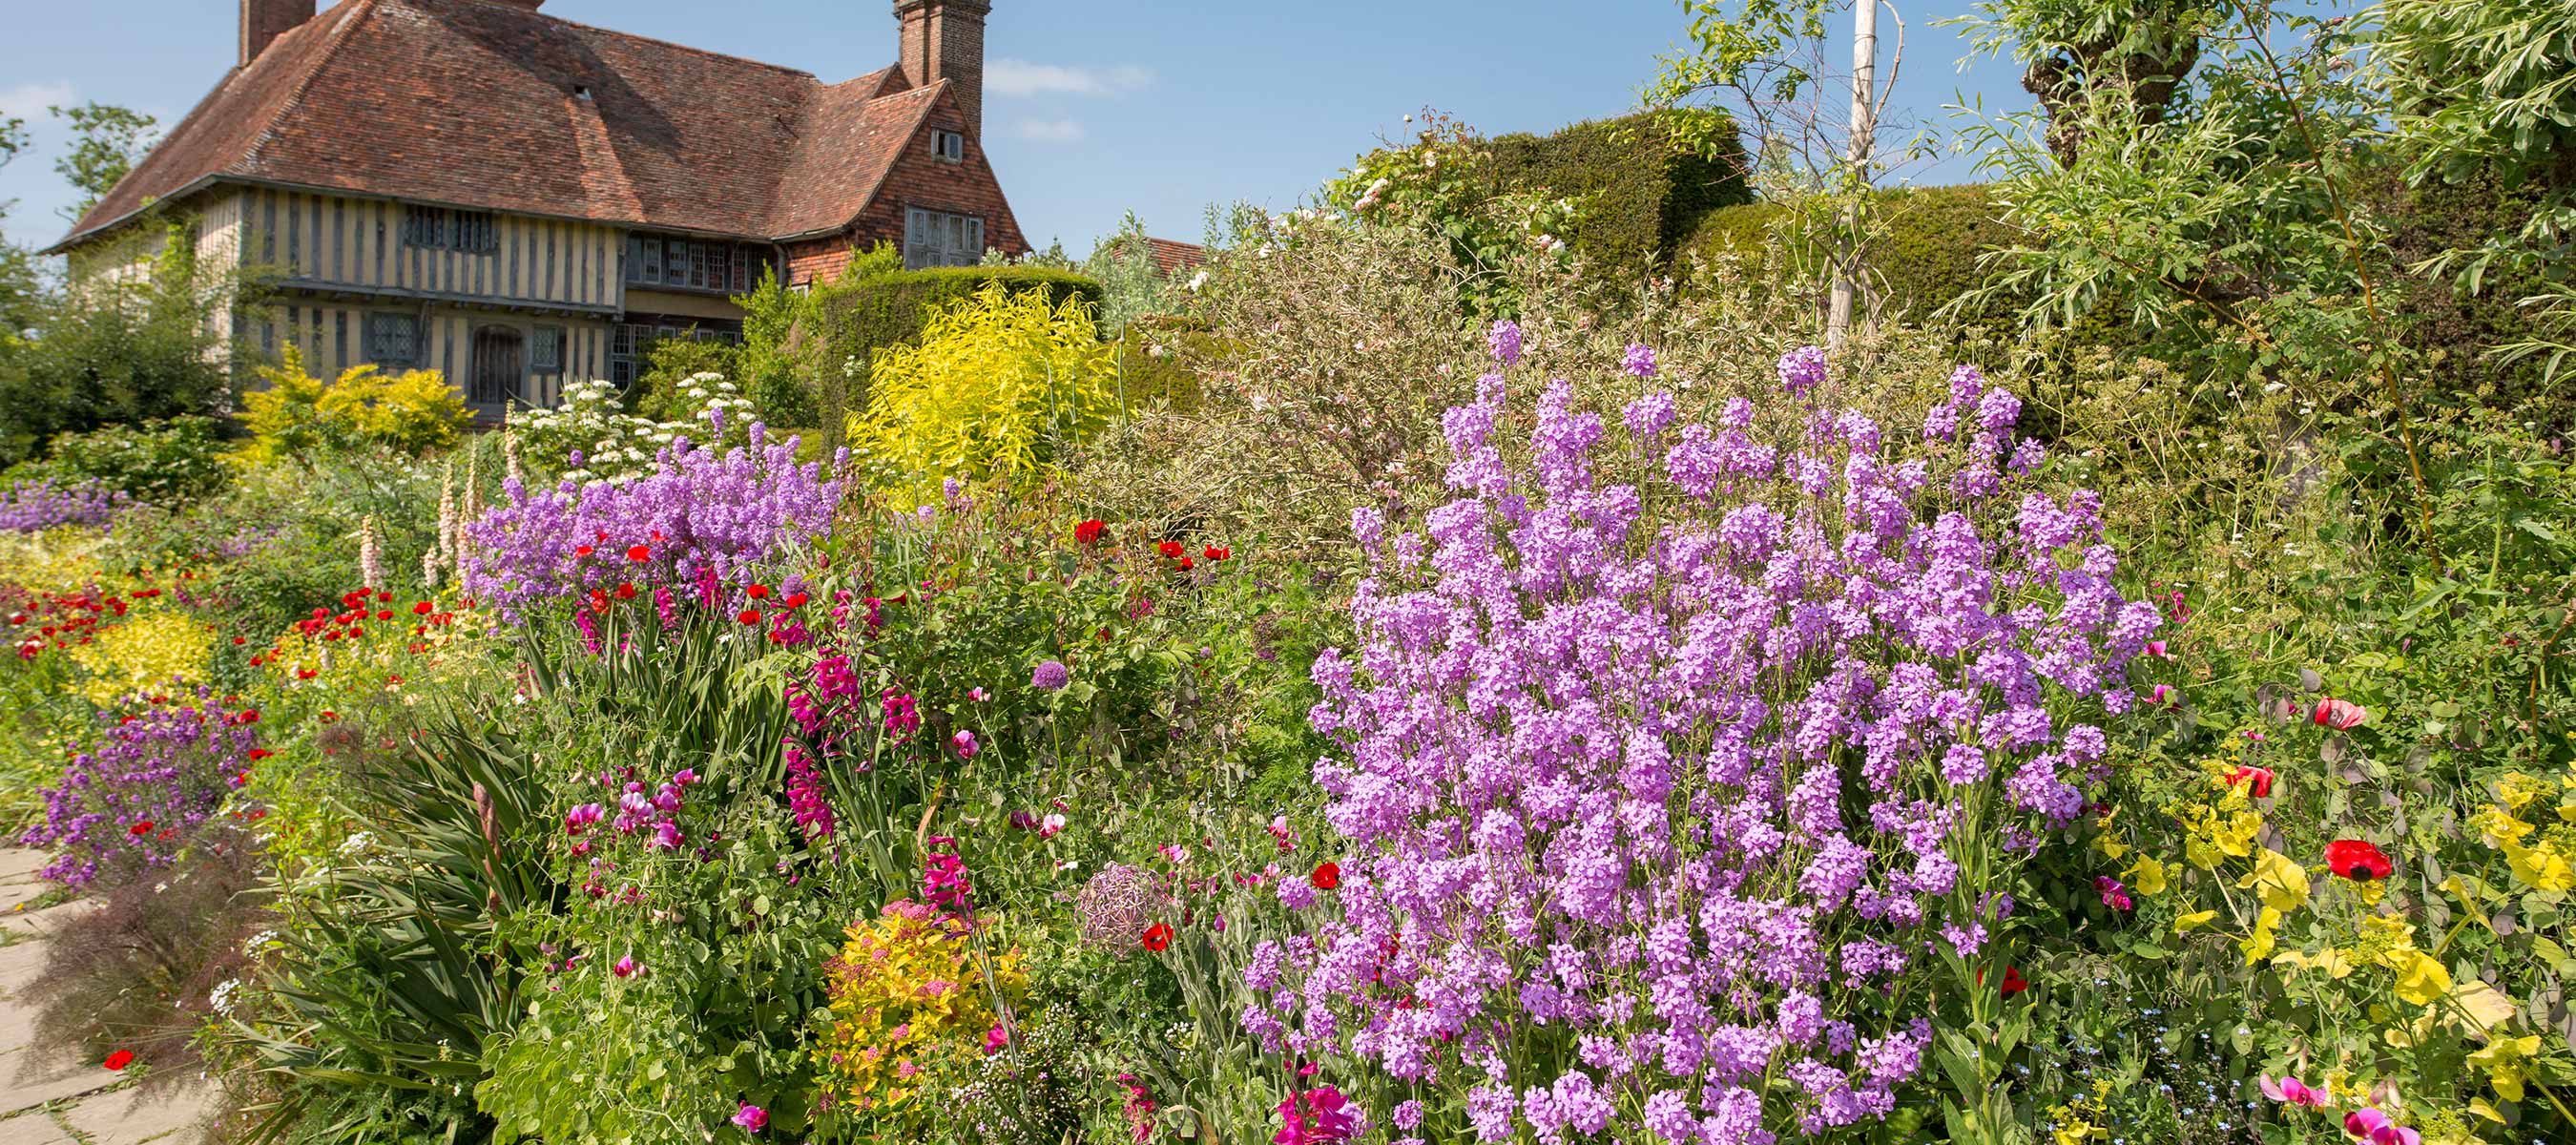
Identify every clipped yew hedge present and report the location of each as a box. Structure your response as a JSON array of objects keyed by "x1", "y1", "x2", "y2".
[{"x1": 1481, "y1": 110, "x2": 1753, "y2": 277}]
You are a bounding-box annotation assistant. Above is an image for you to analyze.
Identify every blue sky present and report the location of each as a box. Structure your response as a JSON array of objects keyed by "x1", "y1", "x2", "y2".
[{"x1": 0, "y1": 1, "x2": 2035, "y2": 257}]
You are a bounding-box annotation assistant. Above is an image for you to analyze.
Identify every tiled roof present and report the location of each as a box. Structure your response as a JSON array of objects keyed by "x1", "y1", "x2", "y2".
[
  {"x1": 54, "y1": 0, "x2": 981, "y2": 250},
  {"x1": 1105, "y1": 236, "x2": 1208, "y2": 277}
]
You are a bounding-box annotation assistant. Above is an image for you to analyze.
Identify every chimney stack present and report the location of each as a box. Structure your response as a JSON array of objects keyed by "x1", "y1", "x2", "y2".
[
  {"x1": 895, "y1": 0, "x2": 991, "y2": 140},
  {"x1": 239, "y1": 0, "x2": 316, "y2": 68}
]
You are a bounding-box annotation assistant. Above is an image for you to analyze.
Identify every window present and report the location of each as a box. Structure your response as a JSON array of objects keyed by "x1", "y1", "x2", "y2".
[
  {"x1": 364, "y1": 313, "x2": 421, "y2": 366},
  {"x1": 530, "y1": 325, "x2": 565, "y2": 374},
  {"x1": 402, "y1": 206, "x2": 498, "y2": 254},
  {"x1": 932, "y1": 130, "x2": 965, "y2": 162},
  {"x1": 904, "y1": 207, "x2": 985, "y2": 270},
  {"x1": 623, "y1": 234, "x2": 770, "y2": 293}
]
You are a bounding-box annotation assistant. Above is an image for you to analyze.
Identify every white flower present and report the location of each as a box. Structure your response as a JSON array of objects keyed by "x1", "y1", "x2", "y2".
[
  {"x1": 1186, "y1": 270, "x2": 1208, "y2": 292},
  {"x1": 210, "y1": 978, "x2": 240, "y2": 1015}
]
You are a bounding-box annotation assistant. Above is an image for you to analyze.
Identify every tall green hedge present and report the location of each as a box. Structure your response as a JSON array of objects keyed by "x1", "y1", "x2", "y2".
[
  {"x1": 815, "y1": 265, "x2": 1105, "y2": 355},
  {"x1": 1480, "y1": 110, "x2": 1753, "y2": 277},
  {"x1": 1684, "y1": 183, "x2": 2024, "y2": 329}
]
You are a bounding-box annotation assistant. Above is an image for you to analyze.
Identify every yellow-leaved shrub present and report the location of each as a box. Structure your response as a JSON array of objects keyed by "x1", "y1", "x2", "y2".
[
  {"x1": 241, "y1": 343, "x2": 470, "y2": 464},
  {"x1": 846, "y1": 282, "x2": 1115, "y2": 499}
]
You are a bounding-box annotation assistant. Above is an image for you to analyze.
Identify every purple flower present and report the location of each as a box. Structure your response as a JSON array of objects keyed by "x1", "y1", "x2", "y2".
[
  {"x1": 731, "y1": 1102, "x2": 768, "y2": 1133},
  {"x1": 1777, "y1": 344, "x2": 1828, "y2": 397},
  {"x1": 20, "y1": 697, "x2": 260, "y2": 889},
  {"x1": 1, "y1": 478, "x2": 131, "y2": 532},
  {"x1": 1031, "y1": 659, "x2": 1070, "y2": 691},
  {"x1": 1622, "y1": 343, "x2": 1658, "y2": 377},
  {"x1": 952, "y1": 729, "x2": 980, "y2": 759},
  {"x1": 1487, "y1": 320, "x2": 1524, "y2": 366}
]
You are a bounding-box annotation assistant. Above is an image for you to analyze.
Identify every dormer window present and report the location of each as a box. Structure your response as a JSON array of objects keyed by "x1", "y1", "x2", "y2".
[{"x1": 932, "y1": 130, "x2": 966, "y2": 163}]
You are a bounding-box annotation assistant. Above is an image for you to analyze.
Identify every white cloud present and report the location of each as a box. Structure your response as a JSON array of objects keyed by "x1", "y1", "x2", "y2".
[
  {"x1": 985, "y1": 59, "x2": 1152, "y2": 98},
  {"x1": 1013, "y1": 117, "x2": 1088, "y2": 145},
  {"x1": 0, "y1": 81, "x2": 77, "y2": 123}
]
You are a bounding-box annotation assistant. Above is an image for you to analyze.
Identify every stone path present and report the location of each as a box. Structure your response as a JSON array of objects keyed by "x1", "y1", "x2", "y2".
[{"x1": 0, "y1": 849, "x2": 221, "y2": 1145}]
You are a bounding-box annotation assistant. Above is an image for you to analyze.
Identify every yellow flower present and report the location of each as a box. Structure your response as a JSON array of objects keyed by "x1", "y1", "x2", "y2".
[
  {"x1": 2272, "y1": 947, "x2": 2355, "y2": 978},
  {"x1": 2466, "y1": 1035, "x2": 2541, "y2": 1102},
  {"x1": 2238, "y1": 849, "x2": 2311, "y2": 914},
  {"x1": 2125, "y1": 855, "x2": 2169, "y2": 897},
  {"x1": 2176, "y1": 908, "x2": 2220, "y2": 933},
  {"x1": 2475, "y1": 806, "x2": 2535, "y2": 846},
  {"x1": 2494, "y1": 772, "x2": 2546, "y2": 812},
  {"x1": 2241, "y1": 906, "x2": 2281, "y2": 965},
  {"x1": 2501, "y1": 838, "x2": 2575, "y2": 893},
  {"x1": 2391, "y1": 950, "x2": 2453, "y2": 1007}
]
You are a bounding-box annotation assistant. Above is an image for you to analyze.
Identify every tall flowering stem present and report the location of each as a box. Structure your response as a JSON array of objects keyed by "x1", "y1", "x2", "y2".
[{"x1": 1249, "y1": 351, "x2": 2158, "y2": 1141}]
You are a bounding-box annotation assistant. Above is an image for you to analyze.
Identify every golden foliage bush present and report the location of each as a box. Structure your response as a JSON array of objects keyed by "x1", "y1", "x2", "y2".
[
  {"x1": 845, "y1": 282, "x2": 1115, "y2": 500},
  {"x1": 240, "y1": 344, "x2": 470, "y2": 464}
]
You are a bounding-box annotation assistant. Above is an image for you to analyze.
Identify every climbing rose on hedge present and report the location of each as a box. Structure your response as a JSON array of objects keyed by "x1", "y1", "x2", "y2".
[{"x1": 1250, "y1": 351, "x2": 2157, "y2": 1140}]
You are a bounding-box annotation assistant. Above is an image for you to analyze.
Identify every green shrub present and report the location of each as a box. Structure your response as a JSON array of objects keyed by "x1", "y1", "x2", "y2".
[
  {"x1": 0, "y1": 221, "x2": 248, "y2": 467},
  {"x1": 15, "y1": 415, "x2": 229, "y2": 506},
  {"x1": 815, "y1": 265, "x2": 1104, "y2": 359},
  {"x1": 1479, "y1": 108, "x2": 1751, "y2": 277},
  {"x1": 239, "y1": 344, "x2": 470, "y2": 465},
  {"x1": 1684, "y1": 183, "x2": 2025, "y2": 328}
]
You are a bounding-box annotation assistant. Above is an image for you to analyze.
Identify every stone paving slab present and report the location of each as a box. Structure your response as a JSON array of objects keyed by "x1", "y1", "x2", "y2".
[{"x1": 0, "y1": 850, "x2": 219, "y2": 1143}]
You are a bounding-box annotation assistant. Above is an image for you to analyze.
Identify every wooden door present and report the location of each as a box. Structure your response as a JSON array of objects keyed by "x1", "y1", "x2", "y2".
[{"x1": 471, "y1": 326, "x2": 524, "y2": 408}]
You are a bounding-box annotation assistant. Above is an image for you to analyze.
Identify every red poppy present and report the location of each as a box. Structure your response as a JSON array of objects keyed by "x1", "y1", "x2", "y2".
[
  {"x1": 628, "y1": 545, "x2": 652, "y2": 562},
  {"x1": 234, "y1": 709, "x2": 260, "y2": 725},
  {"x1": 1177, "y1": 557, "x2": 1195, "y2": 571},
  {"x1": 1075, "y1": 519, "x2": 1106, "y2": 546},
  {"x1": 1157, "y1": 540, "x2": 1184, "y2": 559},
  {"x1": 783, "y1": 592, "x2": 808, "y2": 609},
  {"x1": 102, "y1": 1050, "x2": 134, "y2": 1071},
  {"x1": 614, "y1": 583, "x2": 638, "y2": 600},
  {"x1": 129, "y1": 822, "x2": 155, "y2": 837},
  {"x1": 2313, "y1": 697, "x2": 2367, "y2": 730},
  {"x1": 247, "y1": 749, "x2": 274, "y2": 761},
  {"x1": 737, "y1": 609, "x2": 762, "y2": 625},
  {"x1": 2325, "y1": 840, "x2": 2393, "y2": 882},
  {"x1": 413, "y1": 600, "x2": 433, "y2": 615},
  {"x1": 746, "y1": 584, "x2": 771, "y2": 600},
  {"x1": 1310, "y1": 862, "x2": 1340, "y2": 890},
  {"x1": 2226, "y1": 766, "x2": 2276, "y2": 799},
  {"x1": 575, "y1": 545, "x2": 594, "y2": 556},
  {"x1": 1141, "y1": 923, "x2": 1173, "y2": 951},
  {"x1": 231, "y1": 636, "x2": 246, "y2": 646},
  {"x1": 375, "y1": 610, "x2": 393, "y2": 622},
  {"x1": 2000, "y1": 967, "x2": 2028, "y2": 995},
  {"x1": 1204, "y1": 545, "x2": 1231, "y2": 561}
]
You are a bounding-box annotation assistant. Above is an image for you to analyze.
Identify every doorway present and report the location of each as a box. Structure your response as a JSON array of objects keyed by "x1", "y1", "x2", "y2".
[{"x1": 470, "y1": 325, "x2": 525, "y2": 409}]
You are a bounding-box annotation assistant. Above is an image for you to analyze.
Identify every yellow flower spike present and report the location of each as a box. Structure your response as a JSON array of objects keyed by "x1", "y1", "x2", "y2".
[
  {"x1": 2391, "y1": 950, "x2": 2453, "y2": 1007},
  {"x1": 2466, "y1": 1035, "x2": 2540, "y2": 1102},
  {"x1": 2176, "y1": 908, "x2": 2219, "y2": 933},
  {"x1": 2237, "y1": 849, "x2": 2312, "y2": 913}
]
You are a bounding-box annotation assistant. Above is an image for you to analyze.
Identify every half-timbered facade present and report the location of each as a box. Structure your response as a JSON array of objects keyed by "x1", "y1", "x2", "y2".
[{"x1": 48, "y1": 0, "x2": 1027, "y2": 415}]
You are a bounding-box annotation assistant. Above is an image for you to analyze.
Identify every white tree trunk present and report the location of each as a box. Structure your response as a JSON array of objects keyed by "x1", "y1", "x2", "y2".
[{"x1": 1828, "y1": 0, "x2": 1880, "y2": 352}]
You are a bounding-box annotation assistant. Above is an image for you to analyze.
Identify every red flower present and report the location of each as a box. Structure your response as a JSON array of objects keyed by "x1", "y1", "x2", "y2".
[
  {"x1": 1075, "y1": 519, "x2": 1106, "y2": 546},
  {"x1": 783, "y1": 592, "x2": 808, "y2": 609},
  {"x1": 1141, "y1": 923, "x2": 1173, "y2": 951},
  {"x1": 2000, "y1": 966, "x2": 2028, "y2": 996},
  {"x1": 628, "y1": 545, "x2": 652, "y2": 562},
  {"x1": 746, "y1": 584, "x2": 771, "y2": 600},
  {"x1": 248, "y1": 749, "x2": 274, "y2": 761},
  {"x1": 102, "y1": 1050, "x2": 134, "y2": 1071},
  {"x1": 129, "y1": 822, "x2": 154, "y2": 837},
  {"x1": 1310, "y1": 862, "x2": 1340, "y2": 890},
  {"x1": 2326, "y1": 840, "x2": 2393, "y2": 882},
  {"x1": 1157, "y1": 540, "x2": 1184, "y2": 559},
  {"x1": 1203, "y1": 545, "x2": 1230, "y2": 561},
  {"x1": 737, "y1": 608, "x2": 762, "y2": 625},
  {"x1": 575, "y1": 545, "x2": 594, "y2": 556},
  {"x1": 412, "y1": 600, "x2": 433, "y2": 615},
  {"x1": 614, "y1": 583, "x2": 638, "y2": 600},
  {"x1": 1177, "y1": 557, "x2": 1195, "y2": 571},
  {"x1": 375, "y1": 610, "x2": 393, "y2": 622},
  {"x1": 2226, "y1": 766, "x2": 2276, "y2": 798},
  {"x1": 231, "y1": 636, "x2": 245, "y2": 646},
  {"x1": 2313, "y1": 697, "x2": 2367, "y2": 730}
]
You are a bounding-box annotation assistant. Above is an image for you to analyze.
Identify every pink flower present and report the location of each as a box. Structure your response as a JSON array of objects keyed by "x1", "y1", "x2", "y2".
[
  {"x1": 2260, "y1": 1073, "x2": 2328, "y2": 1108},
  {"x1": 731, "y1": 1102, "x2": 768, "y2": 1133},
  {"x1": 564, "y1": 803, "x2": 604, "y2": 834},
  {"x1": 2343, "y1": 1108, "x2": 2419, "y2": 1145},
  {"x1": 1274, "y1": 1084, "x2": 1357, "y2": 1145},
  {"x1": 613, "y1": 954, "x2": 639, "y2": 979},
  {"x1": 984, "y1": 1023, "x2": 1010, "y2": 1055},
  {"x1": 2147, "y1": 638, "x2": 2169, "y2": 657},
  {"x1": 2093, "y1": 875, "x2": 2132, "y2": 911},
  {"x1": 1159, "y1": 843, "x2": 1190, "y2": 865},
  {"x1": 2149, "y1": 683, "x2": 2178, "y2": 709},
  {"x1": 1039, "y1": 813, "x2": 1067, "y2": 838},
  {"x1": 952, "y1": 729, "x2": 979, "y2": 760},
  {"x1": 969, "y1": 687, "x2": 989, "y2": 701},
  {"x1": 2314, "y1": 697, "x2": 2368, "y2": 730}
]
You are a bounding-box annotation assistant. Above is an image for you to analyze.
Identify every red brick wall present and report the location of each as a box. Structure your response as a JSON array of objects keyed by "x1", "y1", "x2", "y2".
[{"x1": 784, "y1": 95, "x2": 1026, "y2": 288}]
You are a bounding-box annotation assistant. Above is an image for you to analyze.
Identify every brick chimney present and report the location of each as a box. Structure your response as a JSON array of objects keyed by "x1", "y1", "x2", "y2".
[
  {"x1": 895, "y1": 0, "x2": 991, "y2": 139},
  {"x1": 239, "y1": 0, "x2": 315, "y2": 68}
]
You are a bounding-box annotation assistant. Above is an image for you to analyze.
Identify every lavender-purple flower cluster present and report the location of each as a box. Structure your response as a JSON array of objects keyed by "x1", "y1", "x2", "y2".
[
  {"x1": 463, "y1": 426, "x2": 843, "y2": 618},
  {"x1": 19, "y1": 697, "x2": 260, "y2": 888},
  {"x1": 1248, "y1": 341, "x2": 2159, "y2": 1142},
  {"x1": 0, "y1": 478, "x2": 132, "y2": 532}
]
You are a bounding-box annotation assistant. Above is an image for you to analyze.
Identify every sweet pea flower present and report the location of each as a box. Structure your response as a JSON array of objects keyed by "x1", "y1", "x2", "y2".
[
  {"x1": 2260, "y1": 1073, "x2": 2328, "y2": 1108},
  {"x1": 984, "y1": 1024, "x2": 1010, "y2": 1055},
  {"x1": 1039, "y1": 813, "x2": 1067, "y2": 838},
  {"x1": 952, "y1": 729, "x2": 980, "y2": 760},
  {"x1": 732, "y1": 1102, "x2": 768, "y2": 1133},
  {"x1": 2343, "y1": 1108, "x2": 2419, "y2": 1145},
  {"x1": 612, "y1": 954, "x2": 639, "y2": 979}
]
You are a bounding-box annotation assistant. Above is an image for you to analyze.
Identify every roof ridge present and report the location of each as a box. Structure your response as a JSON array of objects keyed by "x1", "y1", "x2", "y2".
[
  {"x1": 456, "y1": 0, "x2": 819, "y2": 79},
  {"x1": 241, "y1": 0, "x2": 377, "y2": 175}
]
